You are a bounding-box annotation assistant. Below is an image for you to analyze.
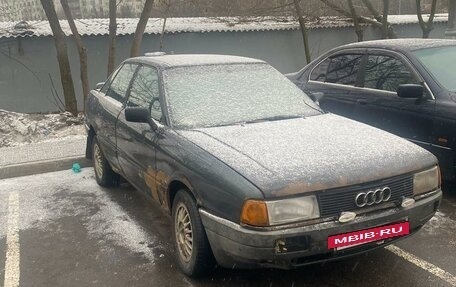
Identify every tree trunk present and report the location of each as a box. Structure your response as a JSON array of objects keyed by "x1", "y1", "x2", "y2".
[
  {"x1": 159, "y1": 17, "x2": 167, "y2": 51},
  {"x1": 382, "y1": 0, "x2": 390, "y2": 39},
  {"x1": 131, "y1": 0, "x2": 155, "y2": 57},
  {"x1": 107, "y1": 0, "x2": 117, "y2": 76},
  {"x1": 362, "y1": 0, "x2": 382, "y2": 22},
  {"x1": 40, "y1": 0, "x2": 77, "y2": 115},
  {"x1": 60, "y1": 0, "x2": 89, "y2": 107},
  {"x1": 293, "y1": 0, "x2": 311, "y2": 64},
  {"x1": 159, "y1": 0, "x2": 171, "y2": 51},
  {"x1": 416, "y1": 0, "x2": 437, "y2": 38},
  {"x1": 450, "y1": 0, "x2": 456, "y2": 30},
  {"x1": 348, "y1": 0, "x2": 363, "y2": 41},
  {"x1": 361, "y1": 0, "x2": 396, "y2": 38}
]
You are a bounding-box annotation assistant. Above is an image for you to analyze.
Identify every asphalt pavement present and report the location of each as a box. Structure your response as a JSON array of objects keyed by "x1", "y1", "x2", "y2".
[{"x1": 0, "y1": 169, "x2": 455, "y2": 287}]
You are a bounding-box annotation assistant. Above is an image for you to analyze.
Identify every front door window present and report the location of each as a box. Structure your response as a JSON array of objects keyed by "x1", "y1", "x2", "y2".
[{"x1": 363, "y1": 55, "x2": 418, "y2": 92}]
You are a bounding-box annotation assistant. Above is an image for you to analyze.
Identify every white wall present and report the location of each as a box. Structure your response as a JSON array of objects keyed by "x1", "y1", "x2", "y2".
[{"x1": 0, "y1": 21, "x2": 448, "y2": 113}]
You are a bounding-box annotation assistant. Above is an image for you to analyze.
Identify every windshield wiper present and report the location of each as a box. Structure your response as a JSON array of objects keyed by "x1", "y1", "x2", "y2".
[
  {"x1": 303, "y1": 100, "x2": 325, "y2": 114},
  {"x1": 244, "y1": 115, "x2": 303, "y2": 124},
  {"x1": 214, "y1": 115, "x2": 307, "y2": 128}
]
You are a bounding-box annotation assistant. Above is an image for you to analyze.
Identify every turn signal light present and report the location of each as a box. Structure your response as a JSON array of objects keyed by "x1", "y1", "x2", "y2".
[{"x1": 240, "y1": 200, "x2": 269, "y2": 227}]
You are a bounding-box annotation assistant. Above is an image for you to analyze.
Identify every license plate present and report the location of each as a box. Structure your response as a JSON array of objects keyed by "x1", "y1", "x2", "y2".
[{"x1": 328, "y1": 221, "x2": 409, "y2": 250}]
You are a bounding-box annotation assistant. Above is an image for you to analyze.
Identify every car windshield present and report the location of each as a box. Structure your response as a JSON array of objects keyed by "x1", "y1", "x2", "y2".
[
  {"x1": 163, "y1": 63, "x2": 321, "y2": 129},
  {"x1": 413, "y1": 46, "x2": 456, "y2": 92}
]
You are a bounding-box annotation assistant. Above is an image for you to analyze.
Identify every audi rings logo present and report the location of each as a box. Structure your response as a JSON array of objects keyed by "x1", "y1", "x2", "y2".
[{"x1": 355, "y1": 187, "x2": 392, "y2": 208}]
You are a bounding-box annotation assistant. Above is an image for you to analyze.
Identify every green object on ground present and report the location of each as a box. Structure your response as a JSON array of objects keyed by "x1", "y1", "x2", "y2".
[{"x1": 72, "y1": 163, "x2": 81, "y2": 173}]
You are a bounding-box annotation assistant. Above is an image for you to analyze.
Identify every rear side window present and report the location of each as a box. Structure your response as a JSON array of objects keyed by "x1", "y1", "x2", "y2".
[
  {"x1": 127, "y1": 66, "x2": 162, "y2": 121},
  {"x1": 326, "y1": 54, "x2": 363, "y2": 86},
  {"x1": 106, "y1": 63, "x2": 138, "y2": 103},
  {"x1": 364, "y1": 55, "x2": 418, "y2": 92},
  {"x1": 310, "y1": 58, "x2": 330, "y2": 82}
]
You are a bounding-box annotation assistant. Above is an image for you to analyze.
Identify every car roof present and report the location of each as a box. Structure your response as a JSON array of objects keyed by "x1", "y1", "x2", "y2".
[
  {"x1": 336, "y1": 38, "x2": 456, "y2": 52},
  {"x1": 130, "y1": 54, "x2": 265, "y2": 68}
]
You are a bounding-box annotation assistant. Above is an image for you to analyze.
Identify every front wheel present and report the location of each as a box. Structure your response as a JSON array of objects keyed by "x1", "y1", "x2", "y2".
[
  {"x1": 172, "y1": 190, "x2": 215, "y2": 277},
  {"x1": 92, "y1": 136, "x2": 118, "y2": 187}
]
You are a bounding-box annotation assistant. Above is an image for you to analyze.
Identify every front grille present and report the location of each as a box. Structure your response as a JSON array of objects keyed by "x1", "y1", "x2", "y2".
[{"x1": 317, "y1": 174, "x2": 413, "y2": 217}]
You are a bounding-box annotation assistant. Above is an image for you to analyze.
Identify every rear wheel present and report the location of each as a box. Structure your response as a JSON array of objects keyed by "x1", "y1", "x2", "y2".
[
  {"x1": 92, "y1": 136, "x2": 118, "y2": 187},
  {"x1": 172, "y1": 190, "x2": 215, "y2": 277}
]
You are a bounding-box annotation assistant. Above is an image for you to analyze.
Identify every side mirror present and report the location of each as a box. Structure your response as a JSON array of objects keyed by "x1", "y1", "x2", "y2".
[
  {"x1": 95, "y1": 82, "x2": 105, "y2": 90},
  {"x1": 397, "y1": 84, "x2": 424, "y2": 99},
  {"x1": 125, "y1": 107, "x2": 149, "y2": 123}
]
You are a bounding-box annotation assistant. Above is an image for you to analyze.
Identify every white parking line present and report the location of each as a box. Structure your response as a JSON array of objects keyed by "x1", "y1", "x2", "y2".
[
  {"x1": 386, "y1": 245, "x2": 456, "y2": 286},
  {"x1": 4, "y1": 191, "x2": 20, "y2": 287}
]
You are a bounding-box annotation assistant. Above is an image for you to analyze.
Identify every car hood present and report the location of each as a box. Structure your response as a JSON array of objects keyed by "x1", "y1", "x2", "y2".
[{"x1": 177, "y1": 114, "x2": 437, "y2": 198}]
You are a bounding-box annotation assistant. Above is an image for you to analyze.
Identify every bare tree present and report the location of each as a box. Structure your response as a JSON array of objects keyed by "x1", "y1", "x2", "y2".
[
  {"x1": 320, "y1": 0, "x2": 396, "y2": 39},
  {"x1": 131, "y1": 0, "x2": 155, "y2": 57},
  {"x1": 347, "y1": 0, "x2": 363, "y2": 41},
  {"x1": 107, "y1": 0, "x2": 117, "y2": 76},
  {"x1": 40, "y1": 0, "x2": 78, "y2": 115},
  {"x1": 60, "y1": 0, "x2": 89, "y2": 106},
  {"x1": 361, "y1": 0, "x2": 396, "y2": 38},
  {"x1": 416, "y1": 0, "x2": 438, "y2": 38},
  {"x1": 293, "y1": 0, "x2": 311, "y2": 64}
]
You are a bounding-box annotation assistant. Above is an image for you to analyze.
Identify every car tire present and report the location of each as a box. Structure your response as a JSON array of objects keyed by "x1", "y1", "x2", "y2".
[
  {"x1": 92, "y1": 136, "x2": 119, "y2": 187},
  {"x1": 172, "y1": 190, "x2": 215, "y2": 277}
]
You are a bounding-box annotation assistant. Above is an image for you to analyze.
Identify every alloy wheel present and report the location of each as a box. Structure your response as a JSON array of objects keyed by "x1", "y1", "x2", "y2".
[{"x1": 175, "y1": 203, "x2": 193, "y2": 263}]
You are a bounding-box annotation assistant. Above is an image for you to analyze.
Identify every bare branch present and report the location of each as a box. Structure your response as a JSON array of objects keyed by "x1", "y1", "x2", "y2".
[
  {"x1": 320, "y1": 0, "x2": 395, "y2": 38},
  {"x1": 362, "y1": 0, "x2": 382, "y2": 22}
]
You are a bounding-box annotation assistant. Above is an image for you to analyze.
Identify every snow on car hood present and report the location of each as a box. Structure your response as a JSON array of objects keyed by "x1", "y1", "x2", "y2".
[{"x1": 178, "y1": 114, "x2": 437, "y2": 198}]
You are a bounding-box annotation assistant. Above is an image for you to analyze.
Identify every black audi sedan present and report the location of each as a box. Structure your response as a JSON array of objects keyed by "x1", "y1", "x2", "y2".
[
  {"x1": 85, "y1": 53, "x2": 441, "y2": 277},
  {"x1": 287, "y1": 39, "x2": 456, "y2": 181}
]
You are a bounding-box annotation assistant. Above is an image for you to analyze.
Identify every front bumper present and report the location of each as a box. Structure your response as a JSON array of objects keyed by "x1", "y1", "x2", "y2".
[{"x1": 200, "y1": 190, "x2": 442, "y2": 269}]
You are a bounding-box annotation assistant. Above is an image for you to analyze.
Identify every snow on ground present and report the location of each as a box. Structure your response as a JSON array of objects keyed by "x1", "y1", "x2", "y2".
[
  {"x1": 0, "y1": 109, "x2": 86, "y2": 148},
  {"x1": 0, "y1": 169, "x2": 161, "y2": 261}
]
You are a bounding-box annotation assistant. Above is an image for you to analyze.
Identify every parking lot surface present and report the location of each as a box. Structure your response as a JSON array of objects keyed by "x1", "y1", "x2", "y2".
[{"x1": 0, "y1": 169, "x2": 455, "y2": 287}]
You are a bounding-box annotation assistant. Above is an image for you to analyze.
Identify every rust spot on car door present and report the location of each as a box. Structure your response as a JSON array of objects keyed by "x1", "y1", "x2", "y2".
[{"x1": 144, "y1": 166, "x2": 169, "y2": 205}]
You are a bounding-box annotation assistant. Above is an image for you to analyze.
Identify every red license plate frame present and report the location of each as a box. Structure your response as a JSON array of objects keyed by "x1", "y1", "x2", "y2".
[{"x1": 328, "y1": 221, "x2": 410, "y2": 250}]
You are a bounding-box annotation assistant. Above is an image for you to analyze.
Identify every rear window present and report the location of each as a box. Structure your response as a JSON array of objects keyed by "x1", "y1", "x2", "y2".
[
  {"x1": 326, "y1": 54, "x2": 363, "y2": 86},
  {"x1": 310, "y1": 58, "x2": 330, "y2": 82}
]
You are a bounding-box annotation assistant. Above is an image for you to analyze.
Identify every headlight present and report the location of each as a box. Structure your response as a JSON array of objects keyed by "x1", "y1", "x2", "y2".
[
  {"x1": 240, "y1": 196, "x2": 320, "y2": 227},
  {"x1": 266, "y1": 196, "x2": 320, "y2": 225},
  {"x1": 413, "y1": 166, "x2": 440, "y2": 195}
]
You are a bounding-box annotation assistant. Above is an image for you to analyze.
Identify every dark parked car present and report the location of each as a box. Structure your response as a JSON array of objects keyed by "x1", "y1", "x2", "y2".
[
  {"x1": 85, "y1": 53, "x2": 441, "y2": 277},
  {"x1": 287, "y1": 39, "x2": 456, "y2": 181}
]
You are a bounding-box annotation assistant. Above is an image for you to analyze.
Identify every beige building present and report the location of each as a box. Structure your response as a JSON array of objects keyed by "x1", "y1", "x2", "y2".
[
  {"x1": 74, "y1": 0, "x2": 144, "y2": 18},
  {"x1": 0, "y1": 0, "x2": 44, "y2": 21}
]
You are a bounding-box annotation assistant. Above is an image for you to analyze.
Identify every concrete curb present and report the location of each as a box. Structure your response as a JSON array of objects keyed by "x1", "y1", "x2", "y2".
[{"x1": 0, "y1": 156, "x2": 92, "y2": 180}]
